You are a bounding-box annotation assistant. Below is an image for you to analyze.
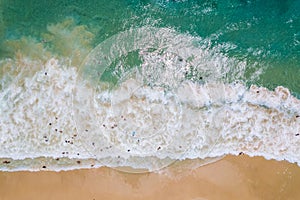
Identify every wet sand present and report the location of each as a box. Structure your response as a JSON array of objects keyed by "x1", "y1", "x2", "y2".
[{"x1": 0, "y1": 155, "x2": 300, "y2": 200}]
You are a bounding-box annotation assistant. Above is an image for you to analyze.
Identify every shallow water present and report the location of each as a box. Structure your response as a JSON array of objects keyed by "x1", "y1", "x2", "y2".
[{"x1": 0, "y1": 0, "x2": 299, "y2": 172}]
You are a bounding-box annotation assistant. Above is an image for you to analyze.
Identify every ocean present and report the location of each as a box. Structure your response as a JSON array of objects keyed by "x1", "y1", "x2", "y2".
[{"x1": 0, "y1": 0, "x2": 299, "y2": 172}]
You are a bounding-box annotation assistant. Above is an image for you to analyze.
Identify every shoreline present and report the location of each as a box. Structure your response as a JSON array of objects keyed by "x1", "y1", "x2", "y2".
[
  {"x1": 1, "y1": 58, "x2": 299, "y2": 172},
  {"x1": 1, "y1": 155, "x2": 300, "y2": 200}
]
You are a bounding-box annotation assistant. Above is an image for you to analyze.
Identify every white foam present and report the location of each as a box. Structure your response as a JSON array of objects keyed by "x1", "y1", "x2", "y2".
[
  {"x1": 80, "y1": 27, "x2": 258, "y2": 89},
  {"x1": 0, "y1": 58, "x2": 299, "y2": 171}
]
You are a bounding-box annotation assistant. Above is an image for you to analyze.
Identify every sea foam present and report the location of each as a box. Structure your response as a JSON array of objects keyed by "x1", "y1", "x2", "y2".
[
  {"x1": 0, "y1": 58, "x2": 299, "y2": 172},
  {"x1": 0, "y1": 27, "x2": 299, "y2": 172}
]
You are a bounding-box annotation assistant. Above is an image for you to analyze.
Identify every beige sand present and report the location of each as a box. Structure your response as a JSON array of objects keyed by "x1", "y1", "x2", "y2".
[{"x1": 0, "y1": 155, "x2": 300, "y2": 200}]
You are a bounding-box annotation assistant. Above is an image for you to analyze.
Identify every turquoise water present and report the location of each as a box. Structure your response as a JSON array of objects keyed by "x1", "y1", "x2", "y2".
[
  {"x1": 1, "y1": 0, "x2": 299, "y2": 94},
  {"x1": 0, "y1": 0, "x2": 300, "y2": 172}
]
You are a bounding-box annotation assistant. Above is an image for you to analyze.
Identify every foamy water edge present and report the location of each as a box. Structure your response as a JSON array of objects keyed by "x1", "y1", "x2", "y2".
[{"x1": 0, "y1": 58, "x2": 299, "y2": 171}]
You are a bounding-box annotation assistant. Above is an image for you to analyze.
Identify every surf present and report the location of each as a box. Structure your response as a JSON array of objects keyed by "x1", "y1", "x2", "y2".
[{"x1": 0, "y1": 26, "x2": 299, "y2": 172}]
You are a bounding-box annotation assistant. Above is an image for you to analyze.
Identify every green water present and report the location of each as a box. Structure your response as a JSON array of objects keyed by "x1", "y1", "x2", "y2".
[{"x1": 0, "y1": 0, "x2": 299, "y2": 96}]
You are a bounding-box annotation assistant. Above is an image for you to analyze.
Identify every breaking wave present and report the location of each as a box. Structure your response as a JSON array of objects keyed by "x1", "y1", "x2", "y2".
[{"x1": 0, "y1": 27, "x2": 299, "y2": 172}]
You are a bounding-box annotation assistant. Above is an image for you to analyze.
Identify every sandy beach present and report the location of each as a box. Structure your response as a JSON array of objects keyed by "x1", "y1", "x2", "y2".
[
  {"x1": 1, "y1": 155, "x2": 299, "y2": 200},
  {"x1": 1, "y1": 1, "x2": 300, "y2": 200}
]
